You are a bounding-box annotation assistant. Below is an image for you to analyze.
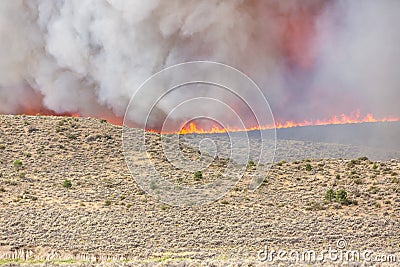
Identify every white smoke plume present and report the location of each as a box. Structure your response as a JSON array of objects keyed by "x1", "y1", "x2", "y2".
[{"x1": 0, "y1": 0, "x2": 399, "y2": 126}]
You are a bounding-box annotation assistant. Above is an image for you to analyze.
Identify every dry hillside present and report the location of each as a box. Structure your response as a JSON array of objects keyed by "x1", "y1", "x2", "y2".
[{"x1": 0, "y1": 115, "x2": 399, "y2": 266}]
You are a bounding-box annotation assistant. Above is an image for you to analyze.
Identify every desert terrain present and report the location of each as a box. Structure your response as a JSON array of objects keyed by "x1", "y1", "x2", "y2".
[{"x1": 0, "y1": 115, "x2": 399, "y2": 266}]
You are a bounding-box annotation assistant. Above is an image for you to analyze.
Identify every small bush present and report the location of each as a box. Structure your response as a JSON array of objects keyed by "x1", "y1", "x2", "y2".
[
  {"x1": 194, "y1": 171, "x2": 203, "y2": 181},
  {"x1": 104, "y1": 200, "x2": 111, "y2": 206},
  {"x1": 248, "y1": 160, "x2": 255, "y2": 167},
  {"x1": 221, "y1": 200, "x2": 229, "y2": 205},
  {"x1": 305, "y1": 164, "x2": 312, "y2": 171},
  {"x1": 277, "y1": 160, "x2": 286, "y2": 166},
  {"x1": 67, "y1": 133, "x2": 77, "y2": 140},
  {"x1": 0, "y1": 144, "x2": 5, "y2": 149},
  {"x1": 350, "y1": 159, "x2": 358, "y2": 165},
  {"x1": 336, "y1": 189, "x2": 348, "y2": 204},
  {"x1": 13, "y1": 159, "x2": 22, "y2": 168},
  {"x1": 62, "y1": 179, "x2": 72, "y2": 188},
  {"x1": 325, "y1": 189, "x2": 335, "y2": 202},
  {"x1": 149, "y1": 181, "x2": 157, "y2": 190},
  {"x1": 372, "y1": 163, "x2": 378, "y2": 170}
]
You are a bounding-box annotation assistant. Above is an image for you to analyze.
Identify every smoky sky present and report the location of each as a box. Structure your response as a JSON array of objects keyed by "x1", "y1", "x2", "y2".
[{"x1": 0, "y1": 0, "x2": 399, "y2": 127}]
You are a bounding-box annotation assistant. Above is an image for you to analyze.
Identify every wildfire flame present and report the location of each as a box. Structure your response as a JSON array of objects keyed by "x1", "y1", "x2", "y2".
[
  {"x1": 151, "y1": 112, "x2": 399, "y2": 135},
  {"x1": 24, "y1": 109, "x2": 399, "y2": 135}
]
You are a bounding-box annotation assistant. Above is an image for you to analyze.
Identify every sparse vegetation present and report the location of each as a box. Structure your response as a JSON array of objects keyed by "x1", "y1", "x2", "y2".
[
  {"x1": 13, "y1": 159, "x2": 22, "y2": 168},
  {"x1": 194, "y1": 171, "x2": 203, "y2": 181},
  {"x1": 325, "y1": 189, "x2": 335, "y2": 202},
  {"x1": 325, "y1": 188, "x2": 350, "y2": 205},
  {"x1": 66, "y1": 133, "x2": 77, "y2": 140},
  {"x1": 277, "y1": 160, "x2": 286, "y2": 166},
  {"x1": 336, "y1": 189, "x2": 348, "y2": 204},
  {"x1": 62, "y1": 179, "x2": 72, "y2": 188},
  {"x1": 0, "y1": 115, "x2": 399, "y2": 264},
  {"x1": 149, "y1": 181, "x2": 157, "y2": 190},
  {"x1": 305, "y1": 163, "x2": 312, "y2": 171}
]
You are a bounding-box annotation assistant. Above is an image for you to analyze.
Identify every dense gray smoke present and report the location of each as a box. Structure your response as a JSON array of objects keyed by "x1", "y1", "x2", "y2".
[{"x1": 0, "y1": 0, "x2": 399, "y2": 126}]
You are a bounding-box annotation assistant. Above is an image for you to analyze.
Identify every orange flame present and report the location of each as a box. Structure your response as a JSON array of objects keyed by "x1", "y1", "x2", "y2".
[
  {"x1": 152, "y1": 112, "x2": 399, "y2": 135},
  {"x1": 21, "y1": 109, "x2": 399, "y2": 135}
]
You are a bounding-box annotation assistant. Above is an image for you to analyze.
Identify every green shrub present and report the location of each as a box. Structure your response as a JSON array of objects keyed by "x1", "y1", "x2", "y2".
[
  {"x1": 62, "y1": 179, "x2": 72, "y2": 188},
  {"x1": 305, "y1": 164, "x2": 312, "y2": 171},
  {"x1": 104, "y1": 200, "x2": 111, "y2": 206},
  {"x1": 336, "y1": 189, "x2": 348, "y2": 204},
  {"x1": 372, "y1": 163, "x2": 378, "y2": 170},
  {"x1": 325, "y1": 189, "x2": 335, "y2": 202},
  {"x1": 66, "y1": 133, "x2": 77, "y2": 140},
  {"x1": 248, "y1": 160, "x2": 255, "y2": 167},
  {"x1": 149, "y1": 181, "x2": 157, "y2": 190},
  {"x1": 194, "y1": 171, "x2": 203, "y2": 181},
  {"x1": 13, "y1": 159, "x2": 22, "y2": 168}
]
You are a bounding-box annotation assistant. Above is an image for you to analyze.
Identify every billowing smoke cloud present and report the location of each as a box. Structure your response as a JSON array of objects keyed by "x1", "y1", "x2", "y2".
[{"x1": 0, "y1": 0, "x2": 399, "y2": 127}]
